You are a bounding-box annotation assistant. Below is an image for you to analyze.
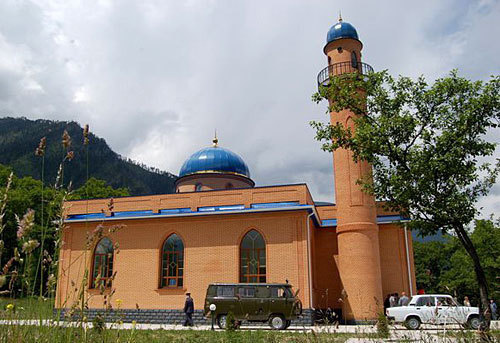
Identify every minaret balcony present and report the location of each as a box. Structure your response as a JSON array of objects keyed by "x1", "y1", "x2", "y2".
[{"x1": 317, "y1": 61, "x2": 374, "y2": 88}]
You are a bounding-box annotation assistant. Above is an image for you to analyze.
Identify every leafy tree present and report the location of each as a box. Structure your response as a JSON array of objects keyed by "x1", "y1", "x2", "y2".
[
  {"x1": 413, "y1": 240, "x2": 453, "y2": 294},
  {"x1": 440, "y1": 219, "x2": 500, "y2": 304},
  {"x1": 311, "y1": 70, "x2": 500, "y2": 325},
  {"x1": 70, "y1": 177, "x2": 129, "y2": 200}
]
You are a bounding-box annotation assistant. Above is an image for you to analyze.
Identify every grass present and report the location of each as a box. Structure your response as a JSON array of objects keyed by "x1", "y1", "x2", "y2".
[
  {"x1": 0, "y1": 326, "x2": 361, "y2": 343},
  {"x1": 0, "y1": 297, "x2": 54, "y2": 320}
]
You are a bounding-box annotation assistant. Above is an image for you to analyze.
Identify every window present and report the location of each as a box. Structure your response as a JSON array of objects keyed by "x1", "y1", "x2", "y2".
[
  {"x1": 271, "y1": 287, "x2": 292, "y2": 298},
  {"x1": 217, "y1": 286, "x2": 235, "y2": 297},
  {"x1": 160, "y1": 234, "x2": 184, "y2": 288},
  {"x1": 240, "y1": 230, "x2": 266, "y2": 283},
  {"x1": 195, "y1": 183, "x2": 202, "y2": 191},
  {"x1": 436, "y1": 296, "x2": 455, "y2": 307},
  {"x1": 91, "y1": 237, "x2": 114, "y2": 288},
  {"x1": 416, "y1": 296, "x2": 435, "y2": 307},
  {"x1": 351, "y1": 51, "x2": 358, "y2": 68},
  {"x1": 238, "y1": 287, "x2": 256, "y2": 298}
]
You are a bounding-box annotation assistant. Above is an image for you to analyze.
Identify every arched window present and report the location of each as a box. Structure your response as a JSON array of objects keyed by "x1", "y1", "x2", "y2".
[
  {"x1": 195, "y1": 183, "x2": 202, "y2": 192},
  {"x1": 91, "y1": 237, "x2": 114, "y2": 288},
  {"x1": 351, "y1": 51, "x2": 358, "y2": 69},
  {"x1": 161, "y1": 234, "x2": 184, "y2": 288},
  {"x1": 240, "y1": 230, "x2": 266, "y2": 283}
]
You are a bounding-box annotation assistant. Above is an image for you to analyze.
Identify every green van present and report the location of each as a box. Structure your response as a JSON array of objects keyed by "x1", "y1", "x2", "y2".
[{"x1": 204, "y1": 283, "x2": 302, "y2": 330}]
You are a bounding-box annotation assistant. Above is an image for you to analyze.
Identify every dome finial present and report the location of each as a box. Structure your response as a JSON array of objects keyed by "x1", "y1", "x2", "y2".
[
  {"x1": 338, "y1": 10, "x2": 343, "y2": 22},
  {"x1": 212, "y1": 129, "x2": 218, "y2": 147}
]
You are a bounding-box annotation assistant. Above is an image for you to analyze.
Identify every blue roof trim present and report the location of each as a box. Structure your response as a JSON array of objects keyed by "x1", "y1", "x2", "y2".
[
  {"x1": 160, "y1": 208, "x2": 192, "y2": 214},
  {"x1": 65, "y1": 203, "x2": 407, "y2": 228},
  {"x1": 113, "y1": 210, "x2": 153, "y2": 218},
  {"x1": 321, "y1": 219, "x2": 337, "y2": 226},
  {"x1": 67, "y1": 212, "x2": 106, "y2": 220},
  {"x1": 320, "y1": 215, "x2": 407, "y2": 228},
  {"x1": 251, "y1": 201, "x2": 300, "y2": 209}
]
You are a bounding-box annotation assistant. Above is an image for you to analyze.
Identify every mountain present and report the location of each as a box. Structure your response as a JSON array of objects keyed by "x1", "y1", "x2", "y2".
[{"x1": 0, "y1": 117, "x2": 177, "y2": 195}]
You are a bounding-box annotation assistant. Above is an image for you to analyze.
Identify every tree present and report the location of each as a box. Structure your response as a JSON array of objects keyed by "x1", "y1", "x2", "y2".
[
  {"x1": 69, "y1": 177, "x2": 129, "y2": 200},
  {"x1": 440, "y1": 219, "x2": 500, "y2": 304},
  {"x1": 311, "y1": 70, "x2": 500, "y2": 327}
]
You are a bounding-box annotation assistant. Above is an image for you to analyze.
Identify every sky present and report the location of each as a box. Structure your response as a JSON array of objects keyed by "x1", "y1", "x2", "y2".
[{"x1": 0, "y1": 0, "x2": 499, "y2": 218}]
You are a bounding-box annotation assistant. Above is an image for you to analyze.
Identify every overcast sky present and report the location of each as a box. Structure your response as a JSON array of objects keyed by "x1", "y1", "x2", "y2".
[{"x1": 0, "y1": 0, "x2": 499, "y2": 217}]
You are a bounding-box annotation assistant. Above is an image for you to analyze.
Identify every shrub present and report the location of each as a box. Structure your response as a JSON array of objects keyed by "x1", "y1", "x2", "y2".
[{"x1": 376, "y1": 311, "x2": 389, "y2": 339}]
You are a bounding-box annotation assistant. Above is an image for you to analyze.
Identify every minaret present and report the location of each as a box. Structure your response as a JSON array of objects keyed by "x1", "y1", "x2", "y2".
[{"x1": 318, "y1": 16, "x2": 383, "y2": 322}]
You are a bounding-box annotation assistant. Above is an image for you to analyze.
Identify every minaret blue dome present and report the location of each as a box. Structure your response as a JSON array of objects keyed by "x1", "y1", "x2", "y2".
[
  {"x1": 326, "y1": 20, "x2": 359, "y2": 44},
  {"x1": 179, "y1": 146, "x2": 251, "y2": 178}
]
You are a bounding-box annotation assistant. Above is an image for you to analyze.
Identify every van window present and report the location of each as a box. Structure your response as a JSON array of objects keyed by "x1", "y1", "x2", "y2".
[
  {"x1": 255, "y1": 286, "x2": 270, "y2": 298},
  {"x1": 207, "y1": 285, "x2": 216, "y2": 297},
  {"x1": 416, "y1": 296, "x2": 435, "y2": 306},
  {"x1": 271, "y1": 287, "x2": 291, "y2": 298},
  {"x1": 217, "y1": 286, "x2": 235, "y2": 297},
  {"x1": 238, "y1": 287, "x2": 255, "y2": 298}
]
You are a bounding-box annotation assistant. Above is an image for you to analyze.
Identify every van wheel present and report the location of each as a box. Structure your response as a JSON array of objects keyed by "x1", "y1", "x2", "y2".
[
  {"x1": 404, "y1": 316, "x2": 421, "y2": 330},
  {"x1": 217, "y1": 315, "x2": 227, "y2": 329},
  {"x1": 269, "y1": 314, "x2": 286, "y2": 330},
  {"x1": 466, "y1": 316, "x2": 480, "y2": 330}
]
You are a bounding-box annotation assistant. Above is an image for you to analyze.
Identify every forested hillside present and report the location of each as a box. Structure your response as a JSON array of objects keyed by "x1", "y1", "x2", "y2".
[{"x1": 0, "y1": 117, "x2": 176, "y2": 195}]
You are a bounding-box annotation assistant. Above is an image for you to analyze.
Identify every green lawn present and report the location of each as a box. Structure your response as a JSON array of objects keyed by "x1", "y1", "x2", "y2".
[
  {"x1": 0, "y1": 297, "x2": 54, "y2": 319},
  {"x1": 0, "y1": 326, "x2": 358, "y2": 343}
]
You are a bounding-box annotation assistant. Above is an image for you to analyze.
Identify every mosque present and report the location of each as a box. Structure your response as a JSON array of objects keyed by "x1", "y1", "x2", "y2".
[{"x1": 56, "y1": 17, "x2": 416, "y2": 324}]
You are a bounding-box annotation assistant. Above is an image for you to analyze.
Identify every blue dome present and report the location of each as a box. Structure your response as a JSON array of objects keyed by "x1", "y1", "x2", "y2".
[
  {"x1": 326, "y1": 20, "x2": 359, "y2": 44},
  {"x1": 179, "y1": 146, "x2": 251, "y2": 178}
]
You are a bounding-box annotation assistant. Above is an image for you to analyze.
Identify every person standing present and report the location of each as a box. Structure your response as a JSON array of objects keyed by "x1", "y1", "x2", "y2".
[
  {"x1": 398, "y1": 292, "x2": 410, "y2": 306},
  {"x1": 183, "y1": 292, "x2": 194, "y2": 326},
  {"x1": 389, "y1": 293, "x2": 397, "y2": 308},
  {"x1": 490, "y1": 299, "x2": 498, "y2": 320},
  {"x1": 463, "y1": 296, "x2": 471, "y2": 307}
]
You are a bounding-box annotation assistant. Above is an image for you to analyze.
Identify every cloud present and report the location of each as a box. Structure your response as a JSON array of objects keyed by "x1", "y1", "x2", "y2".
[{"x1": 0, "y1": 0, "x2": 498, "y2": 217}]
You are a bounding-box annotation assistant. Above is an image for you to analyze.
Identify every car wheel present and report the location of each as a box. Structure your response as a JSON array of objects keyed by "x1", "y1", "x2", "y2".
[
  {"x1": 269, "y1": 314, "x2": 286, "y2": 330},
  {"x1": 467, "y1": 316, "x2": 480, "y2": 330},
  {"x1": 217, "y1": 314, "x2": 227, "y2": 329},
  {"x1": 404, "y1": 316, "x2": 421, "y2": 330}
]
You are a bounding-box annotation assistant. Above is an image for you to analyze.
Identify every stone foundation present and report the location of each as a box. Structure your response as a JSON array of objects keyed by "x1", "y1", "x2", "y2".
[{"x1": 55, "y1": 308, "x2": 314, "y2": 326}]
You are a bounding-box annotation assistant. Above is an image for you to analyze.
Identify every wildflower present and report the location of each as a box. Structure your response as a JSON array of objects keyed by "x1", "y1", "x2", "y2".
[
  {"x1": 22, "y1": 240, "x2": 40, "y2": 253},
  {"x1": 62, "y1": 130, "x2": 71, "y2": 149},
  {"x1": 83, "y1": 124, "x2": 89, "y2": 145},
  {"x1": 16, "y1": 209, "x2": 35, "y2": 239},
  {"x1": 83, "y1": 316, "x2": 88, "y2": 323},
  {"x1": 35, "y1": 137, "x2": 46, "y2": 156},
  {"x1": 66, "y1": 151, "x2": 74, "y2": 161},
  {"x1": 115, "y1": 298, "x2": 123, "y2": 308},
  {"x1": 6, "y1": 303, "x2": 14, "y2": 311},
  {"x1": 132, "y1": 320, "x2": 137, "y2": 329}
]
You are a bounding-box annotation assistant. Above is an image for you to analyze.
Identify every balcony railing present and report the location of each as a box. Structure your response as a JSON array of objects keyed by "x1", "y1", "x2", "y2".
[{"x1": 317, "y1": 61, "x2": 374, "y2": 88}]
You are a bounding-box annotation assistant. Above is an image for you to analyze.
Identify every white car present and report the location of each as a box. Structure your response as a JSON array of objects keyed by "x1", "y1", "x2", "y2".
[{"x1": 386, "y1": 294, "x2": 480, "y2": 330}]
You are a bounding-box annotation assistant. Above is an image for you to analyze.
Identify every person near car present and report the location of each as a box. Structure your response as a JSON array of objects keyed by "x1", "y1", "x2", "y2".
[
  {"x1": 398, "y1": 292, "x2": 410, "y2": 306},
  {"x1": 383, "y1": 294, "x2": 391, "y2": 313},
  {"x1": 389, "y1": 293, "x2": 397, "y2": 308},
  {"x1": 490, "y1": 299, "x2": 498, "y2": 320},
  {"x1": 183, "y1": 292, "x2": 194, "y2": 326},
  {"x1": 463, "y1": 296, "x2": 471, "y2": 307}
]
